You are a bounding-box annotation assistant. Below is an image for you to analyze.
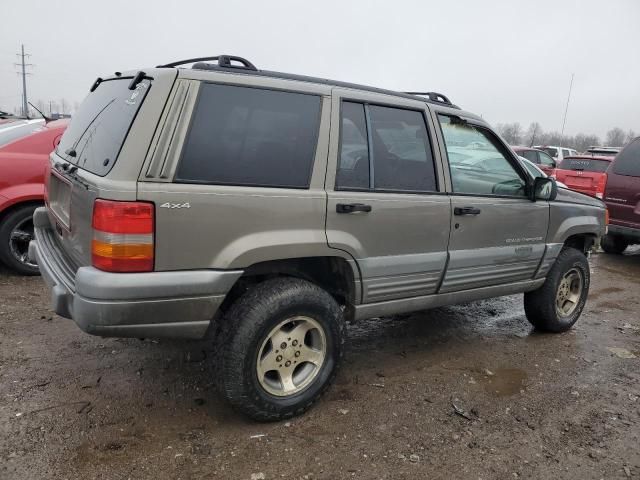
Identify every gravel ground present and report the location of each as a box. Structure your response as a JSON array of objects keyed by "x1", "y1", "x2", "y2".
[{"x1": 1, "y1": 249, "x2": 639, "y2": 479}]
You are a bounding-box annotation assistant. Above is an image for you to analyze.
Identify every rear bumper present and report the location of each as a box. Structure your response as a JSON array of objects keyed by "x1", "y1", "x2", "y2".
[
  {"x1": 608, "y1": 224, "x2": 640, "y2": 242},
  {"x1": 30, "y1": 207, "x2": 242, "y2": 339}
]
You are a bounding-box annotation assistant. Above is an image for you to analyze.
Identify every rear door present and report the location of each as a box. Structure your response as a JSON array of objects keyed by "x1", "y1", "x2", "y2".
[
  {"x1": 435, "y1": 114, "x2": 548, "y2": 293},
  {"x1": 325, "y1": 90, "x2": 451, "y2": 303},
  {"x1": 606, "y1": 138, "x2": 640, "y2": 228}
]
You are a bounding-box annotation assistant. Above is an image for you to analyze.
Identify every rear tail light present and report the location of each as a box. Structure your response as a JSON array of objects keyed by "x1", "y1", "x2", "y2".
[
  {"x1": 595, "y1": 173, "x2": 607, "y2": 199},
  {"x1": 91, "y1": 199, "x2": 154, "y2": 272}
]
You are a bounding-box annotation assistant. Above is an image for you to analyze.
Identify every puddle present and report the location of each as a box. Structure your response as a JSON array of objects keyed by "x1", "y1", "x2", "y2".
[{"x1": 479, "y1": 368, "x2": 528, "y2": 397}]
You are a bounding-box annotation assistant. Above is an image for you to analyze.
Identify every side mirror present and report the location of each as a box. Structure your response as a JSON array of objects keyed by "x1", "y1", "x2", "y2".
[{"x1": 531, "y1": 177, "x2": 558, "y2": 201}]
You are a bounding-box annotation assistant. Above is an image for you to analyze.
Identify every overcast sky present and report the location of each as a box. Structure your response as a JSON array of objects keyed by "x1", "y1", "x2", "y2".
[{"x1": 1, "y1": 0, "x2": 638, "y2": 138}]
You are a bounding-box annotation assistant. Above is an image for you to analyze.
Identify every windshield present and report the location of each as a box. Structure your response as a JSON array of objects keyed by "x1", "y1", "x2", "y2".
[
  {"x1": 56, "y1": 77, "x2": 151, "y2": 176},
  {"x1": 559, "y1": 158, "x2": 610, "y2": 172}
]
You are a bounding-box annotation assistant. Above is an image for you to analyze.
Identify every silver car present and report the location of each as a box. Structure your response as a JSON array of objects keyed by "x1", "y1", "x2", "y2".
[{"x1": 31, "y1": 55, "x2": 606, "y2": 420}]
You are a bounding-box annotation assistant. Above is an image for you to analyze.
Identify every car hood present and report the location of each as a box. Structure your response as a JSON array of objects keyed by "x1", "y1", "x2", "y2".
[{"x1": 555, "y1": 186, "x2": 605, "y2": 208}]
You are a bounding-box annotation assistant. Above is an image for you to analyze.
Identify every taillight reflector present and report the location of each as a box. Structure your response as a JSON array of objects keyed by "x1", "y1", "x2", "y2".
[
  {"x1": 596, "y1": 173, "x2": 608, "y2": 199},
  {"x1": 91, "y1": 199, "x2": 154, "y2": 272}
]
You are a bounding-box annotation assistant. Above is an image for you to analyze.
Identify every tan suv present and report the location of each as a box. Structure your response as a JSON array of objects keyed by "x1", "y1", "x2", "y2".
[{"x1": 31, "y1": 55, "x2": 606, "y2": 420}]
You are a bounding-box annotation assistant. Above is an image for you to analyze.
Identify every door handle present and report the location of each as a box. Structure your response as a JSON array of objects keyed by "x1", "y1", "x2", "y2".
[
  {"x1": 336, "y1": 203, "x2": 372, "y2": 214},
  {"x1": 454, "y1": 206, "x2": 481, "y2": 216}
]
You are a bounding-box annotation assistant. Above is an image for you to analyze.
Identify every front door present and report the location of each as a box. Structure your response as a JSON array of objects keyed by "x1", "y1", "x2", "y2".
[
  {"x1": 435, "y1": 114, "x2": 549, "y2": 293},
  {"x1": 325, "y1": 90, "x2": 451, "y2": 304}
]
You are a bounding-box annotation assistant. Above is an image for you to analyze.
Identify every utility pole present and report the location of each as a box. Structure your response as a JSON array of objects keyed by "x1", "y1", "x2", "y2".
[
  {"x1": 560, "y1": 73, "x2": 574, "y2": 148},
  {"x1": 14, "y1": 44, "x2": 33, "y2": 118}
]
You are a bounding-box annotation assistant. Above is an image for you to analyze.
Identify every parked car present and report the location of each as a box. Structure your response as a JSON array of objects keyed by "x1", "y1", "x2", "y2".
[
  {"x1": 0, "y1": 119, "x2": 45, "y2": 148},
  {"x1": 0, "y1": 120, "x2": 68, "y2": 274},
  {"x1": 554, "y1": 155, "x2": 612, "y2": 199},
  {"x1": 31, "y1": 56, "x2": 605, "y2": 420},
  {"x1": 585, "y1": 146, "x2": 620, "y2": 157},
  {"x1": 517, "y1": 156, "x2": 568, "y2": 188},
  {"x1": 600, "y1": 137, "x2": 640, "y2": 253},
  {"x1": 534, "y1": 145, "x2": 578, "y2": 163},
  {"x1": 512, "y1": 146, "x2": 557, "y2": 176}
]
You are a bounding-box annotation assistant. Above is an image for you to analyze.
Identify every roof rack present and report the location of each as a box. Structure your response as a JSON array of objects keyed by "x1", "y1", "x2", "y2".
[
  {"x1": 156, "y1": 55, "x2": 460, "y2": 110},
  {"x1": 404, "y1": 92, "x2": 453, "y2": 106},
  {"x1": 157, "y1": 55, "x2": 257, "y2": 71}
]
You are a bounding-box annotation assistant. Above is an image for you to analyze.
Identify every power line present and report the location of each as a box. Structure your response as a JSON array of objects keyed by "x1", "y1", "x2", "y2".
[
  {"x1": 560, "y1": 73, "x2": 574, "y2": 148},
  {"x1": 13, "y1": 44, "x2": 33, "y2": 117}
]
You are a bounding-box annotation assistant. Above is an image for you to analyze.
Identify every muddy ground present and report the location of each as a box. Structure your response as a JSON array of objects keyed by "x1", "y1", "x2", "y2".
[{"x1": 1, "y1": 249, "x2": 639, "y2": 480}]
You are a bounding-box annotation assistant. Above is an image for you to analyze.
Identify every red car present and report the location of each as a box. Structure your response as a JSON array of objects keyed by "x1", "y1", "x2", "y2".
[
  {"x1": 511, "y1": 146, "x2": 557, "y2": 176},
  {"x1": 601, "y1": 137, "x2": 640, "y2": 253},
  {"x1": 0, "y1": 120, "x2": 68, "y2": 274},
  {"x1": 554, "y1": 155, "x2": 612, "y2": 199}
]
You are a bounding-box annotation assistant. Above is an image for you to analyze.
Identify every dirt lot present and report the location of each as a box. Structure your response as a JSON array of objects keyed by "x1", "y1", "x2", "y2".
[{"x1": 1, "y1": 249, "x2": 639, "y2": 480}]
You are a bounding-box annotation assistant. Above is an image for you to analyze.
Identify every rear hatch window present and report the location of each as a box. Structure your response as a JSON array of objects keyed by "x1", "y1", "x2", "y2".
[
  {"x1": 558, "y1": 158, "x2": 610, "y2": 172},
  {"x1": 56, "y1": 77, "x2": 151, "y2": 176},
  {"x1": 612, "y1": 139, "x2": 640, "y2": 177}
]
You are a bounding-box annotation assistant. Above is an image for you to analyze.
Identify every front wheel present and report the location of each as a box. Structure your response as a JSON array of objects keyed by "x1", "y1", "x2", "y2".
[
  {"x1": 524, "y1": 247, "x2": 590, "y2": 332},
  {"x1": 218, "y1": 277, "x2": 345, "y2": 421}
]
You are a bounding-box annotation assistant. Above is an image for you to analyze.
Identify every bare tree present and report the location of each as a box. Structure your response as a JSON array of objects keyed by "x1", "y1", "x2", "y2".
[
  {"x1": 606, "y1": 127, "x2": 626, "y2": 147},
  {"x1": 496, "y1": 122, "x2": 522, "y2": 145},
  {"x1": 524, "y1": 122, "x2": 542, "y2": 147},
  {"x1": 573, "y1": 133, "x2": 600, "y2": 152},
  {"x1": 625, "y1": 129, "x2": 637, "y2": 144}
]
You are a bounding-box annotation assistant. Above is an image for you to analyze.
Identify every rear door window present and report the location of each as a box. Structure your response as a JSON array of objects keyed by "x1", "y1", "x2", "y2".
[
  {"x1": 612, "y1": 139, "x2": 640, "y2": 177},
  {"x1": 520, "y1": 150, "x2": 539, "y2": 164},
  {"x1": 538, "y1": 151, "x2": 556, "y2": 167},
  {"x1": 336, "y1": 102, "x2": 370, "y2": 190},
  {"x1": 176, "y1": 84, "x2": 321, "y2": 188},
  {"x1": 559, "y1": 158, "x2": 610, "y2": 172},
  {"x1": 57, "y1": 78, "x2": 151, "y2": 176},
  {"x1": 336, "y1": 102, "x2": 438, "y2": 193},
  {"x1": 368, "y1": 105, "x2": 437, "y2": 192}
]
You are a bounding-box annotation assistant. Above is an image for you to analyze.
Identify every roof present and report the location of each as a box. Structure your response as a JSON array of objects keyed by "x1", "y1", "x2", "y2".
[
  {"x1": 157, "y1": 55, "x2": 463, "y2": 111},
  {"x1": 562, "y1": 155, "x2": 613, "y2": 161}
]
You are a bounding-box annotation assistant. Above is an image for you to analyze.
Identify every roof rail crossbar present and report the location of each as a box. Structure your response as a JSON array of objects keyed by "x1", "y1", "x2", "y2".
[
  {"x1": 404, "y1": 91, "x2": 453, "y2": 106},
  {"x1": 157, "y1": 55, "x2": 258, "y2": 71}
]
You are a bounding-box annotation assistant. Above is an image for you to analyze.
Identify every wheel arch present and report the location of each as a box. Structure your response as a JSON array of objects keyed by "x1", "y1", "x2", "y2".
[
  {"x1": 563, "y1": 233, "x2": 597, "y2": 254},
  {"x1": 219, "y1": 256, "x2": 361, "y2": 321},
  {"x1": 0, "y1": 199, "x2": 44, "y2": 225}
]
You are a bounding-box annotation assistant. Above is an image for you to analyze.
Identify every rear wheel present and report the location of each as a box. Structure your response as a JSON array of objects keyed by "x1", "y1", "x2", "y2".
[
  {"x1": 600, "y1": 234, "x2": 629, "y2": 254},
  {"x1": 524, "y1": 247, "x2": 590, "y2": 332},
  {"x1": 0, "y1": 205, "x2": 40, "y2": 275},
  {"x1": 218, "y1": 277, "x2": 345, "y2": 421}
]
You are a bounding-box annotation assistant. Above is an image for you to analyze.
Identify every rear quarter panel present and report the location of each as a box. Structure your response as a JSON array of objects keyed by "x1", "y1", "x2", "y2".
[{"x1": 605, "y1": 172, "x2": 640, "y2": 228}]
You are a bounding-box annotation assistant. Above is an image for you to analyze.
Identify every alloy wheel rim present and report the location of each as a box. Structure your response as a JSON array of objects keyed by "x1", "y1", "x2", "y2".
[
  {"x1": 256, "y1": 316, "x2": 326, "y2": 397},
  {"x1": 9, "y1": 217, "x2": 36, "y2": 268},
  {"x1": 555, "y1": 268, "x2": 583, "y2": 317}
]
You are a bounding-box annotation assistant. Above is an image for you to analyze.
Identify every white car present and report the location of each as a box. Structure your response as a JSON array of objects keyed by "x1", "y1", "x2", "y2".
[{"x1": 533, "y1": 145, "x2": 578, "y2": 162}]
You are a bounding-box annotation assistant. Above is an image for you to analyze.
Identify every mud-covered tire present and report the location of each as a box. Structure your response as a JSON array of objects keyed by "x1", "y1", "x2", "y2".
[
  {"x1": 218, "y1": 277, "x2": 345, "y2": 421},
  {"x1": 524, "y1": 247, "x2": 590, "y2": 333},
  {"x1": 600, "y1": 234, "x2": 629, "y2": 254},
  {"x1": 0, "y1": 205, "x2": 40, "y2": 276}
]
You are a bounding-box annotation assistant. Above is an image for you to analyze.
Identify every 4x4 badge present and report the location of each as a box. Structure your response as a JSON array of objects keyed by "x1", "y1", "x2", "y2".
[{"x1": 159, "y1": 202, "x2": 191, "y2": 209}]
